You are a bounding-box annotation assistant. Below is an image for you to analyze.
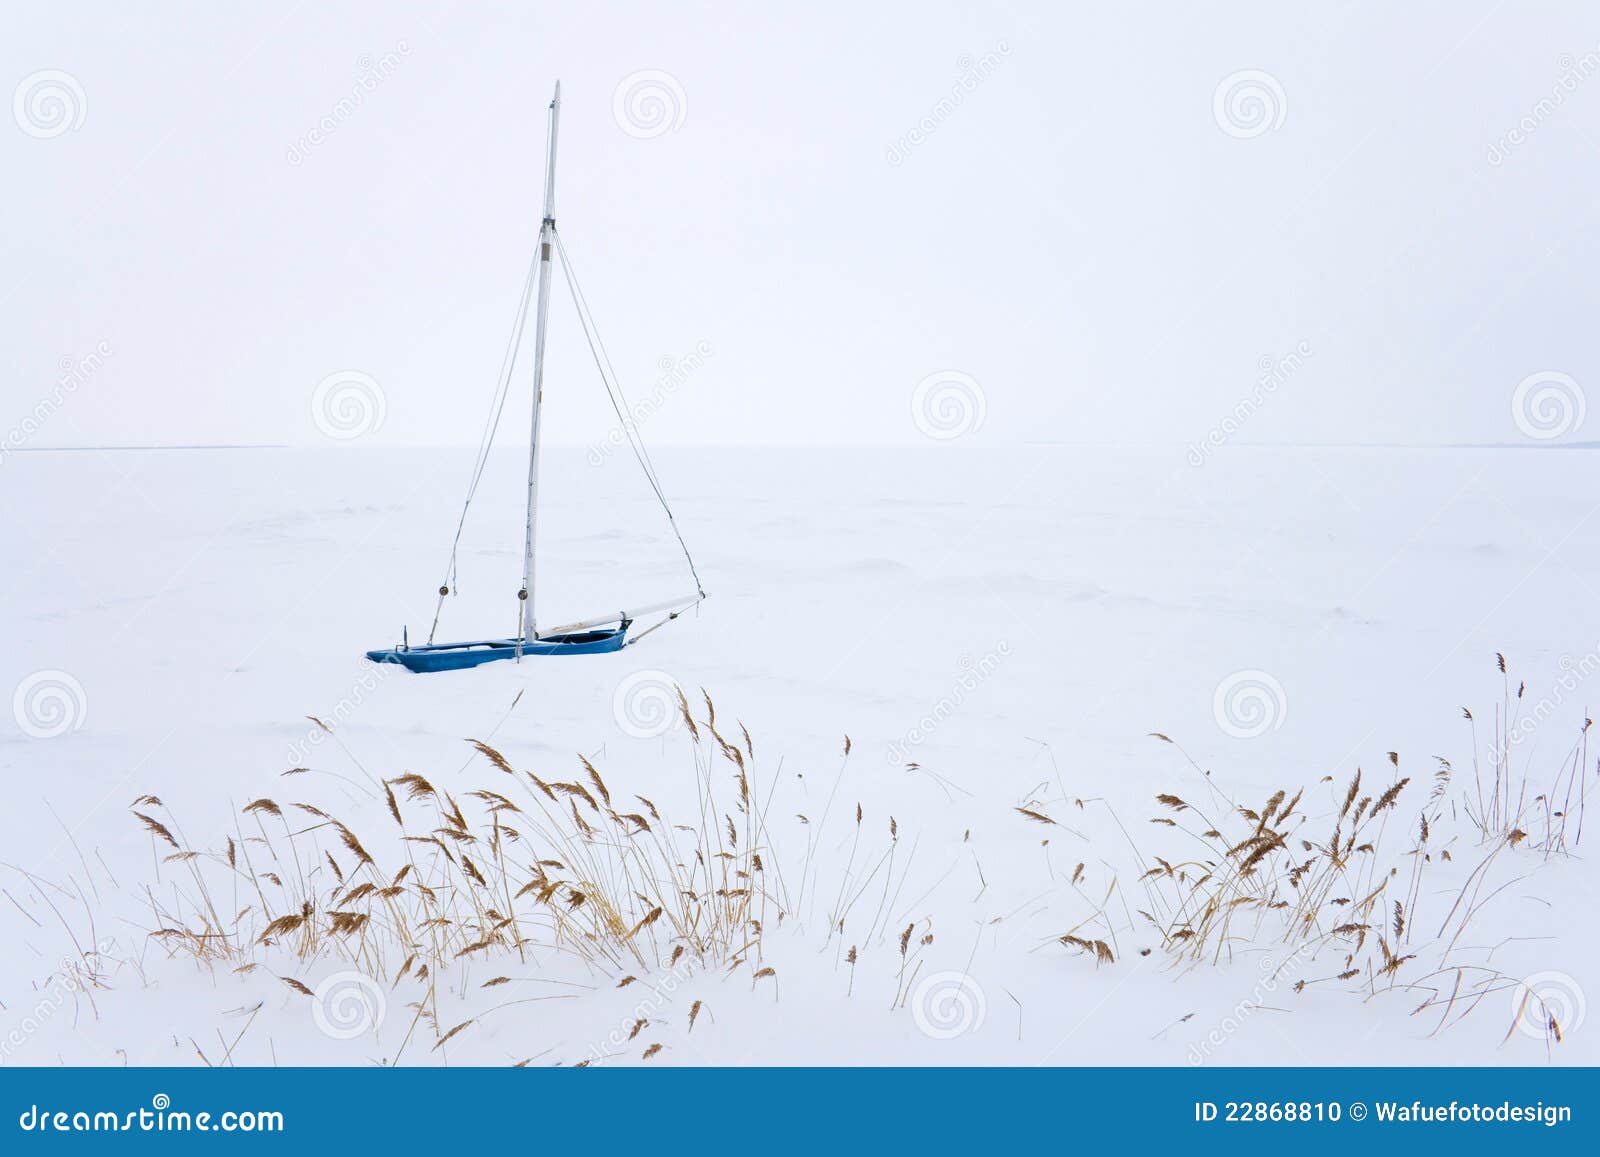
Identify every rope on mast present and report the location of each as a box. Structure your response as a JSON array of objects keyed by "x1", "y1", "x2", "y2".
[
  {"x1": 427, "y1": 247, "x2": 542, "y2": 643},
  {"x1": 551, "y1": 228, "x2": 706, "y2": 599}
]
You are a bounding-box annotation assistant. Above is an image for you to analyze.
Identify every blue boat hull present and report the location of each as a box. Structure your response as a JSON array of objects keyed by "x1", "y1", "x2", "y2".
[{"x1": 365, "y1": 623, "x2": 629, "y2": 673}]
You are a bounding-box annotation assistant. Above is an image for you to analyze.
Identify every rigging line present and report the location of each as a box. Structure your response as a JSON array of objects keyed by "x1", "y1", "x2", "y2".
[
  {"x1": 551, "y1": 230, "x2": 673, "y2": 503},
  {"x1": 442, "y1": 256, "x2": 537, "y2": 588},
  {"x1": 551, "y1": 231, "x2": 687, "y2": 544},
  {"x1": 551, "y1": 232, "x2": 658, "y2": 467},
  {"x1": 559, "y1": 243, "x2": 672, "y2": 515},
  {"x1": 627, "y1": 609, "x2": 682, "y2": 647},
  {"x1": 462, "y1": 253, "x2": 538, "y2": 523},
  {"x1": 427, "y1": 247, "x2": 542, "y2": 643},
  {"x1": 551, "y1": 229, "x2": 706, "y2": 597}
]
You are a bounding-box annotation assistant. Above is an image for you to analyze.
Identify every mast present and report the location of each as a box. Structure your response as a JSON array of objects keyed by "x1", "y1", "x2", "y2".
[{"x1": 519, "y1": 81, "x2": 561, "y2": 641}]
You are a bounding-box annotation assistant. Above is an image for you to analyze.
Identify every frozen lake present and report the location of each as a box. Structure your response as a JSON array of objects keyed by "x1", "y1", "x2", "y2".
[{"x1": 2, "y1": 443, "x2": 1596, "y2": 1065}]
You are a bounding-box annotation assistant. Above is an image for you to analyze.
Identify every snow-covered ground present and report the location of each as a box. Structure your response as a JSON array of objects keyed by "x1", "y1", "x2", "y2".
[{"x1": 1, "y1": 443, "x2": 1596, "y2": 1066}]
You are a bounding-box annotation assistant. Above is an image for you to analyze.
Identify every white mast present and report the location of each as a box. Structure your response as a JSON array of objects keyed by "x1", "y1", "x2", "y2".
[{"x1": 519, "y1": 81, "x2": 561, "y2": 642}]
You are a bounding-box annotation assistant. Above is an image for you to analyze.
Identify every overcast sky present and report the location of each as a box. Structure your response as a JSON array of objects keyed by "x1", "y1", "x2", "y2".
[{"x1": 4, "y1": 1, "x2": 1599, "y2": 450}]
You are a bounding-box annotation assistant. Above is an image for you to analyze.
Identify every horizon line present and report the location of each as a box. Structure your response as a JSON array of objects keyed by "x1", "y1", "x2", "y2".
[{"x1": 5, "y1": 439, "x2": 1598, "y2": 453}]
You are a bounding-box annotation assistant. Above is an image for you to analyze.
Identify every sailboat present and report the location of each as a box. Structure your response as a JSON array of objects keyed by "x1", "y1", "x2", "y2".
[{"x1": 366, "y1": 82, "x2": 705, "y2": 674}]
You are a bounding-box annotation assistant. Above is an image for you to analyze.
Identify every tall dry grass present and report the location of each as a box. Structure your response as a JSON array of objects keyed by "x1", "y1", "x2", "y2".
[
  {"x1": 1462, "y1": 653, "x2": 1590, "y2": 854},
  {"x1": 128, "y1": 690, "x2": 923, "y2": 1057},
  {"x1": 45, "y1": 657, "x2": 1593, "y2": 1061},
  {"x1": 1112, "y1": 655, "x2": 1594, "y2": 1052}
]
